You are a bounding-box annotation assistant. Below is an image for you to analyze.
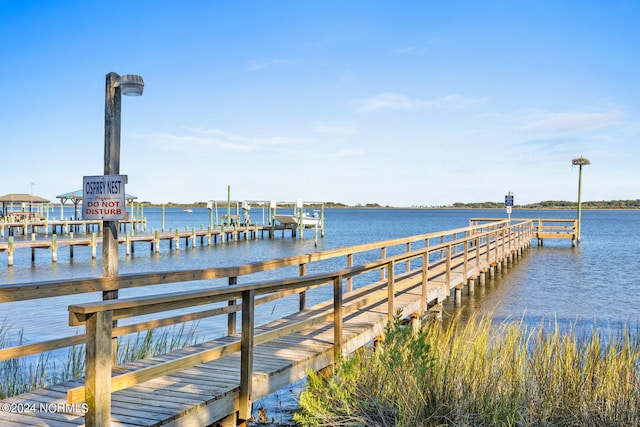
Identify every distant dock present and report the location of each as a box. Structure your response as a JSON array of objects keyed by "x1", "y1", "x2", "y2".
[{"x1": 0, "y1": 219, "x2": 325, "y2": 267}]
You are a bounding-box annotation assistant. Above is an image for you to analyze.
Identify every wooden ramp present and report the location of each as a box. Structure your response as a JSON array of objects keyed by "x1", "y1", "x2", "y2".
[{"x1": 0, "y1": 219, "x2": 536, "y2": 426}]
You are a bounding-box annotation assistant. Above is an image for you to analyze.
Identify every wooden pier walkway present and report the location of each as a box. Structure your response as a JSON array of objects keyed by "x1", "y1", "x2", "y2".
[
  {"x1": 0, "y1": 222, "x2": 322, "y2": 267},
  {"x1": 0, "y1": 218, "x2": 146, "y2": 237},
  {"x1": 0, "y1": 218, "x2": 573, "y2": 426}
]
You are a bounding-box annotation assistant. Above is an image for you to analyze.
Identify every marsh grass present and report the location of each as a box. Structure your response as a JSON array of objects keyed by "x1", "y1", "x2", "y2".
[
  {"x1": 294, "y1": 313, "x2": 640, "y2": 426},
  {"x1": 0, "y1": 321, "x2": 200, "y2": 400},
  {"x1": 0, "y1": 321, "x2": 52, "y2": 398}
]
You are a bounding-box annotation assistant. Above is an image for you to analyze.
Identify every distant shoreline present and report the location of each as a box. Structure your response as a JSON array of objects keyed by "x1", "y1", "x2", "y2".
[{"x1": 134, "y1": 203, "x2": 639, "y2": 211}]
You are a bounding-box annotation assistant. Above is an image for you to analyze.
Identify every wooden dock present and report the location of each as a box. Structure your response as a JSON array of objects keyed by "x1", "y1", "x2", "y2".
[
  {"x1": 0, "y1": 218, "x2": 571, "y2": 426},
  {"x1": 0, "y1": 222, "x2": 323, "y2": 267},
  {"x1": 0, "y1": 218, "x2": 146, "y2": 237}
]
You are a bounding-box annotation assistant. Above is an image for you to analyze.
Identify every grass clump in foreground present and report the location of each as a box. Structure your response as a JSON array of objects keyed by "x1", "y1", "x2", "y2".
[
  {"x1": 1, "y1": 321, "x2": 200, "y2": 400},
  {"x1": 294, "y1": 313, "x2": 640, "y2": 427}
]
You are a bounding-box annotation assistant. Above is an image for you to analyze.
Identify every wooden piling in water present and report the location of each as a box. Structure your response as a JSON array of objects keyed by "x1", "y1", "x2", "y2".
[{"x1": 51, "y1": 235, "x2": 57, "y2": 262}]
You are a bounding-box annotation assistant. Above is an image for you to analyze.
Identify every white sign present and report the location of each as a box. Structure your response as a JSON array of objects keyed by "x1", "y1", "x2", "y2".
[{"x1": 82, "y1": 175, "x2": 127, "y2": 221}]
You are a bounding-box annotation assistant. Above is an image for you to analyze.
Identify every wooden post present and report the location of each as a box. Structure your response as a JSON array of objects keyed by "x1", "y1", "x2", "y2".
[
  {"x1": 387, "y1": 261, "x2": 395, "y2": 323},
  {"x1": 125, "y1": 232, "x2": 131, "y2": 255},
  {"x1": 7, "y1": 236, "x2": 13, "y2": 266},
  {"x1": 239, "y1": 289, "x2": 255, "y2": 422},
  {"x1": 380, "y1": 247, "x2": 387, "y2": 280},
  {"x1": 463, "y1": 237, "x2": 468, "y2": 279},
  {"x1": 333, "y1": 275, "x2": 343, "y2": 363},
  {"x1": 228, "y1": 276, "x2": 238, "y2": 336},
  {"x1": 91, "y1": 233, "x2": 97, "y2": 258},
  {"x1": 155, "y1": 230, "x2": 160, "y2": 253},
  {"x1": 405, "y1": 242, "x2": 411, "y2": 271},
  {"x1": 52, "y1": 234, "x2": 58, "y2": 263},
  {"x1": 299, "y1": 263, "x2": 307, "y2": 311},
  {"x1": 475, "y1": 237, "x2": 480, "y2": 274},
  {"x1": 84, "y1": 310, "x2": 113, "y2": 427},
  {"x1": 421, "y1": 248, "x2": 428, "y2": 313},
  {"x1": 445, "y1": 245, "x2": 451, "y2": 287},
  {"x1": 346, "y1": 253, "x2": 354, "y2": 292}
]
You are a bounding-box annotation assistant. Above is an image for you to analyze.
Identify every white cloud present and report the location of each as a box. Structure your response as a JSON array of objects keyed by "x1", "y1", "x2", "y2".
[
  {"x1": 350, "y1": 92, "x2": 487, "y2": 112},
  {"x1": 313, "y1": 121, "x2": 358, "y2": 135},
  {"x1": 519, "y1": 112, "x2": 621, "y2": 133},
  {"x1": 138, "y1": 128, "x2": 304, "y2": 154},
  {"x1": 350, "y1": 92, "x2": 427, "y2": 112}
]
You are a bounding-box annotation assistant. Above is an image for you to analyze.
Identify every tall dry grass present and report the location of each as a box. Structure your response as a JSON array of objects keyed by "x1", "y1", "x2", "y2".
[{"x1": 295, "y1": 313, "x2": 640, "y2": 426}]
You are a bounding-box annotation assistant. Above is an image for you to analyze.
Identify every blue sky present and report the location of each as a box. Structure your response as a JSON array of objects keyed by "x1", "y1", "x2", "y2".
[{"x1": 1, "y1": 1, "x2": 638, "y2": 206}]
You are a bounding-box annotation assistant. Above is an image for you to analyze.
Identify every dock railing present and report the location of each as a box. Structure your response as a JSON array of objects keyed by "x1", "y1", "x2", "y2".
[
  {"x1": 1, "y1": 219, "x2": 536, "y2": 426},
  {"x1": 470, "y1": 217, "x2": 577, "y2": 246}
]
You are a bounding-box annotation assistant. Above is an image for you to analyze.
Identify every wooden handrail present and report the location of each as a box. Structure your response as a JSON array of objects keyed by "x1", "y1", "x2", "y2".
[
  {"x1": 1, "y1": 220, "x2": 510, "y2": 303},
  {"x1": 1, "y1": 220, "x2": 522, "y2": 363}
]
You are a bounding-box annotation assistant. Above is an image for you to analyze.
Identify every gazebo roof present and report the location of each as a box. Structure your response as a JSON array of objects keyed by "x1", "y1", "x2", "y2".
[
  {"x1": 0, "y1": 193, "x2": 51, "y2": 203},
  {"x1": 57, "y1": 190, "x2": 138, "y2": 203}
]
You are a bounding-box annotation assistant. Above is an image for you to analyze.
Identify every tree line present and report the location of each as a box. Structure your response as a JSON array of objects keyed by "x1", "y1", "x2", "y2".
[{"x1": 136, "y1": 200, "x2": 640, "y2": 209}]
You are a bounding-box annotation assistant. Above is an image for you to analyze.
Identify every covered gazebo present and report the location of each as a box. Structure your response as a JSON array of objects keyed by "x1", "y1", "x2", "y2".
[
  {"x1": 57, "y1": 190, "x2": 138, "y2": 220},
  {"x1": 0, "y1": 193, "x2": 52, "y2": 219}
]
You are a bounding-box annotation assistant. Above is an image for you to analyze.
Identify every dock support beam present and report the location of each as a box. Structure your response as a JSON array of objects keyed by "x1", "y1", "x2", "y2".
[
  {"x1": 239, "y1": 289, "x2": 255, "y2": 423},
  {"x1": 84, "y1": 310, "x2": 113, "y2": 427}
]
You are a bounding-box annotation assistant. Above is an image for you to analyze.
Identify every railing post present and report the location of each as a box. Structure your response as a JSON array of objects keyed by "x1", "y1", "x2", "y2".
[
  {"x1": 387, "y1": 261, "x2": 395, "y2": 322},
  {"x1": 333, "y1": 275, "x2": 343, "y2": 363},
  {"x1": 346, "y1": 253, "x2": 353, "y2": 292},
  {"x1": 239, "y1": 289, "x2": 255, "y2": 422},
  {"x1": 299, "y1": 263, "x2": 307, "y2": 311},
  {"x1": 380, "y1": 247, "x2": 387, "y2": 280},
  {"x1": 405, "y1": 242, "x2": 411, "y2": 272},
  {"x1": 228, "y1": 276, "x2": 238, "y2": 335},
  {"x1": 463, "y1": 237, "x2": 468, "y2": 279},
  {"x1": 445, "y1": 245, "x2": 451, "y2": 287},
  {"x1": 452, "y1": 232, "x2": 457, "y2": 254},
  {"x1": 85, "y1": 310, "x2": 113, "y2": 427},
  {"x1": 486, "y1": 233, "x2": 491, "y2": 264},
  {"x1": 421, "y1": 250, "x2": 428, "y2": 313}
]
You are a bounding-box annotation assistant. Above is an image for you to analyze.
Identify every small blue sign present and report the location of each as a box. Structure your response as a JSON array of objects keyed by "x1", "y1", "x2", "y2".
[{"x1": 505, "y1": 194, "x2": 514, "y2": 207}]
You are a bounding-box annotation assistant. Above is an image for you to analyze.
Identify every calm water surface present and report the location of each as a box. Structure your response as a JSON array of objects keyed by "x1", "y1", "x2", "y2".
[{"x1": 1, "y1": 208, "x2": 639, "y2": 342}]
